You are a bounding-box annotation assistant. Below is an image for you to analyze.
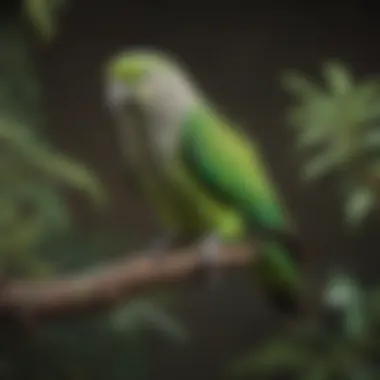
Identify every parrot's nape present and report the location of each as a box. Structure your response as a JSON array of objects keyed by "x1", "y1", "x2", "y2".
[{"x1": 104, "y1": 47, "x2": 303, "y2": 315}]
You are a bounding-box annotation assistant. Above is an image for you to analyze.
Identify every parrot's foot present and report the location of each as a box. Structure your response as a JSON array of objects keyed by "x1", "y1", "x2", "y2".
[
  {"x1": 148, "y1": 234, "x2": 176, "y2": 261},
  {"x1": 198, "y1": 233, "x2": 221, "y2": 265},
  {"x1": 150, "y1": 235, "x2": 173, "y2": 253},
  {"x1": 148, "y1": 231, "x2": 190, "y2": 259},
  {"x1": 197, "y1": 233, "x2": 223, "y2": 289}
]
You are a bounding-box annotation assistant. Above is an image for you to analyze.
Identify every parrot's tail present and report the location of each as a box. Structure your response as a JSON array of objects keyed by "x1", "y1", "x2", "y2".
[{"x1": 255, "y1": 239, "x2": 303, "y2": 315}]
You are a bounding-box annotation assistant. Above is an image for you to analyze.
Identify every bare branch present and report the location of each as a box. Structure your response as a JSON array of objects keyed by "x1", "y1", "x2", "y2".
[{"x1": 0, "y1": 242, "x2": 254, "y2": 322}]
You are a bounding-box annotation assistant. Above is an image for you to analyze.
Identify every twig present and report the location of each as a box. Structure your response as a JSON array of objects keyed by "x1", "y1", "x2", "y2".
[{"x1": 0, "y1": 242, "x2": 254, "y2": 322}]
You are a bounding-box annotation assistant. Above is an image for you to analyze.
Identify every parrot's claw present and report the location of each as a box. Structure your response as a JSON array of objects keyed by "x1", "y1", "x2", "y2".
[
  {"x1": 149, "y1": 236, "x2": 174, "y2": 260},
  {"x1": 148, "y1": 230, "x2": 183, "y2": 259},
  {"x1": 199, "y1": 233, "x2": 221, "y2": 265},
  {"x1": 198, "y1": 233, "x2": 223, "y2": 288},
  {"x1": 151, "y1": 236, "x2": 172, "y2": 252}
]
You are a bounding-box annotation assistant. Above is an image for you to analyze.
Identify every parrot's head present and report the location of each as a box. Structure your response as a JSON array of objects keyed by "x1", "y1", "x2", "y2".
[
  {"x1": 104, "y1": 48, "x2": 197, "y2": 116},
  {"x1": 104, "y1": 48, "x2": 199, "y2": 159}
]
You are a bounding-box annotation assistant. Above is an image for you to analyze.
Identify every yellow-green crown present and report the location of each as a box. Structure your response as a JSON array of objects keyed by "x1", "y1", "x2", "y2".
[{"x1": 105, "y1": 48, "x2": 180, "y2": 83}]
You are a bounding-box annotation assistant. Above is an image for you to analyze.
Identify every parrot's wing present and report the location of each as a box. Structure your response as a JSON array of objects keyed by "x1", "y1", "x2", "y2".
[
  {"x1": 181, "y1": 105, "x2": 290, "y2": 234},
  {"x1": 181, "y1": 105, "x2": 302, "y2": 314}
]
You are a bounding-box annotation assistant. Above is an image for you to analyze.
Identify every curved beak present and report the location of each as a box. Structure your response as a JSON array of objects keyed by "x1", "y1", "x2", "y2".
[{"x1": 105, "y1": 81, "x2": 134, "y2": 111}]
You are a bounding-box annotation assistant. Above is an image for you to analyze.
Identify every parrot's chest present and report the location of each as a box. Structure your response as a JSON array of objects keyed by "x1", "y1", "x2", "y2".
[
  {"x1": 131, "y1": 147, "x2": 245, "y2": 238},
  {"x1": 119, "y1": 109, "x2": 245, "y2": 238}
]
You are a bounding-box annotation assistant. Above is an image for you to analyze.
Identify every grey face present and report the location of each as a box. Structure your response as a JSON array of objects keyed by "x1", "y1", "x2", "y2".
[
  {"x1": 106, "y1": 65, "x2": 199, "y2": 167},
  {"x1": 105, "y1": 80, "x2": 135, "y2": 113},
  {"x1": 105, "y1": 79, "x2": 148, "y2": 140}
]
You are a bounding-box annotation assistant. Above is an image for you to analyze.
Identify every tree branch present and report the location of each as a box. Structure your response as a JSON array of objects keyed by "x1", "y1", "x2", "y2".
[{"x1": 0, "y1": 242, "x2": 254, "y2": 322}]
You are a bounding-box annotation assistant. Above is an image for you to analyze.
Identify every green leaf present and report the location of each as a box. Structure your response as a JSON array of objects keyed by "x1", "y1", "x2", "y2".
[
  {"x1": 302, "y1": 151, "x2": 343, "y2": 182},
  {"x1": 356, "y1": 78, "x2": 380, "y2": 100},
  {"x1": 302, "y1": 155, "x2": 333, "y2": 181},
  {"x1": 282, "y1": 70, "x2": 323, "y2": 100},
  {"x1": 296, "y1": 127, "x2": 332, "y2": 149},
  {"x1": 347, "y1": 365, "x2": 378, "y2": 380},
  {"x1": 0, "y1": 117, "x2": 106, "y2": 207},
  {"x1": 0, "y1": 115, "x2": 105, "y2": 274},
  {"x1": 368, "y1": 159, "x2": 380, "y2": 179},
  {"x1": 354, "y1": 79, "x2": 380, "y2": 124},
  {"x1": 289, "y1": 97, "x2": 336, "y2": 131},
  {"x1": 367, "y1": 287, "x2": 380, "y2": 323},
  {"x1": 344, "y1": 302, "x2": 369, "y2": 343},
  {"x1": 344, "y1": 186, "x2": 376, "y2": 227},
  {"x1": 322, "y1": 60, "x2": 354, "y2": 96},
  {"x1": 302, "y1": 360, "x2": 333, "y2": 380},
  {"x1": 36, "y1": 152, "x2": 107, "y2": 207},
  {"x1": 323, "y1": 272, "x2": 369, "y2": 341},
  {"x1": 364, "y1": 103, "x2": 380, "y2": 125},
  {"x1": 230, "y1": 340, "x2": 311, "y2": 376},
  {"x1": 110, "y1": 299, "x2": 189, "y2": 344},
  {"x1": 361, "y1": 128, "x2": 380, "y2": 152},
  {"x1": 286, "y1": 107, "x2": 307, "y2": 129},
  {"x1": 23, "y1": 0, "x2": 67, "y2": 42},
  {"x1": 323, "y1": 272, "x2": 359, "y2": 308}
]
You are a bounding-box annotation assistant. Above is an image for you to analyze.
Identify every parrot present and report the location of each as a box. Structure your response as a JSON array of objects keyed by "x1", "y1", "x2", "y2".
[{"x1": 104, "y1": 48, "x2": 303, "y2": 314}]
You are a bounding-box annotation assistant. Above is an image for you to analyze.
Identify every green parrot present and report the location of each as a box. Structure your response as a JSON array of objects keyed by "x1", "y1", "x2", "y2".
[{"x1": 104, "y1": 48, "x2": 303, "y2": 314}]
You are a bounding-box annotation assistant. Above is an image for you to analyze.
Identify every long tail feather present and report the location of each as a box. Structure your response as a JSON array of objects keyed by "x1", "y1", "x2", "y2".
[{"x1": 255, "y1": 240, "x2": 302, "y2": 315}]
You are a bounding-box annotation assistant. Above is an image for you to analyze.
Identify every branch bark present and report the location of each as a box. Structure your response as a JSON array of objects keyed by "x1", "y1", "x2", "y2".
[{"x1": 0, "y1": 242, "x2": 254, "y2": 322}]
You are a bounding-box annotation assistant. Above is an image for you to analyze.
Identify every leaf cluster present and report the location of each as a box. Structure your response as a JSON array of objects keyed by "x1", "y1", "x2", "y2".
[
  {"x1": 23, "y1": 0, "x2": 68, "y2": 42},
  {"x1": 230, "y1": 272, "x2": 380, "y2": 380},
  {"x1": 283, "y1": 61, "x2": 380, "y2": 226}
]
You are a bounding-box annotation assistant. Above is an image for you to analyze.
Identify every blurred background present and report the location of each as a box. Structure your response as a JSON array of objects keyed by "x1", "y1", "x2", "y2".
[{"x1": 1, "y1": 0, "x2": 380, "y2": 379}]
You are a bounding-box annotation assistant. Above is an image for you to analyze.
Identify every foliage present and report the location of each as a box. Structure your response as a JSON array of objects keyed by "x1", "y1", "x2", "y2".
[
  {"x1": 0, "y1": 298, "x2": 187, "y2": 380},
  {"x1": 0, "y1": 20, "x2": 42, "y2": 128},
  {"x1": 0, "y1": 2, "x2": 189, "y2": 380},
  {"x1": 0, "y1": 115, "x2": 106, "y2": 276},
  {"x1": 282, "y1": 61, "x2": 380, "y2": 227},
  {"x1": 230, "y1": 60, "x2": 380, "y2": 380},
  {"x1": 23, "y1": 0, "x2": 68, "y2": 42},
  {"x1": 0, "y1": 10, "x2": 105, "y2": 277},
  {"x1": 230, "y1": 271, "x2": 380, "y2": 380}
]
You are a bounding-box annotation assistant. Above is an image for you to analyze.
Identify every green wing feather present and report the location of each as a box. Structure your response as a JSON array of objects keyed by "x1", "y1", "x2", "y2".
[
  {"x1": 181, "y1": 103, "x2": 302, "y2": 313},
  {"x1": 181, "y1": 104, "x2": 290, "y2": 232}
]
